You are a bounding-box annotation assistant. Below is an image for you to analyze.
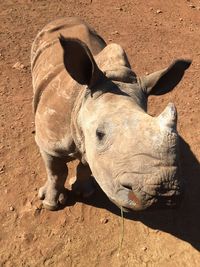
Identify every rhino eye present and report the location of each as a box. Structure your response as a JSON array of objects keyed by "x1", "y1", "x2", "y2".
[{"x1": 96, "y1": 129, "x2": 105, "y2": 141}]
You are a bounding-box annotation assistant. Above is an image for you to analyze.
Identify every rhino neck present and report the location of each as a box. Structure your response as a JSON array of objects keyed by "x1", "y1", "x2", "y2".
[{"x1": 70, "y1": 86, "x2": 88, "y2": 164}]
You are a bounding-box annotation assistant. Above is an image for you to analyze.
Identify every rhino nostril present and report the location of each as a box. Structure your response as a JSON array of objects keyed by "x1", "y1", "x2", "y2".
[{"x1": 122, "y1": 184, "x2": 132, "y2": 191}]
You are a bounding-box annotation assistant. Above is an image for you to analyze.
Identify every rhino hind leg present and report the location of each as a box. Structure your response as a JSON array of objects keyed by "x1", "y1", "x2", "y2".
[
  {"x1": 38, "y1": 151, "x2": 68, "y2": 210},
  {"x1": 70, "y1": 162, "x2": 95, "y2": 198}
]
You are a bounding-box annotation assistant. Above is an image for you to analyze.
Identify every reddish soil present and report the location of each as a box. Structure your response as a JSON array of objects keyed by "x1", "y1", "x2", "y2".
[{"x1": 0, "y1": 0, "x2": 200, "y2": 266}]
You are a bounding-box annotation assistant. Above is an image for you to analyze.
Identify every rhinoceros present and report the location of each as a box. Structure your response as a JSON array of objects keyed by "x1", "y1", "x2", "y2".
[{"x1": 31, "y1": 17, "x2": 191, "y2": 211}]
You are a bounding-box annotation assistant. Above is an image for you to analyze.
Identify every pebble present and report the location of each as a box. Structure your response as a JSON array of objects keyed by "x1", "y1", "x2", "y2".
[
  {"x1": 156, "y1": 9, "x2": 162, "y2": 14},
  {"x1": 9, "y1": 206, "x2": 15, "y2": 211},
  {"x1": 115, "y1": 7, "x2": 123, "y2": 11},
  {"x1": 179, "y1": 18, "x2": 183, "y2": 22},
  {"x1": 12, "y1": 62, "x2": 25, "y2": 70},
  {"x1": 141, "y1": 246, "x2": 147, "y2": 251},
  {"x1": 0, "y1": 165, "x2": 5, "y2": 174},
  {"x1": 111, "y1": 30, "x2": 119, "y2": 35},
  {"x1": 189, "y1": 4, "x2": 196, "y2": 8}
]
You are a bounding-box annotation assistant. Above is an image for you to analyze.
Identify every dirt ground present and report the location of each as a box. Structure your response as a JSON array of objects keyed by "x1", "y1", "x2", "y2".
[{"x1": 0, "y1": 0, "x2": 200, "y2": 266}]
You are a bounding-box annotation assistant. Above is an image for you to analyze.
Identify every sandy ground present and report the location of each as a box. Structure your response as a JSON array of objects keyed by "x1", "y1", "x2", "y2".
[{"x1": 0, "y1": 0, "x2": 200, "y2": 266}]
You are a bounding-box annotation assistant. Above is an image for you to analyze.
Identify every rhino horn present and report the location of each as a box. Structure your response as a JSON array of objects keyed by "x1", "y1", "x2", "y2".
[{"x1": 157, "y1": 102, "x2": 177, "y2": 130}]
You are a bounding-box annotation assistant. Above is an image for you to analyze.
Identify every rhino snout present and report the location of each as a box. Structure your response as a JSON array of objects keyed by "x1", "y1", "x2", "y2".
[
  {"x1": 110, "y1": 184, "x2": 145, "y2": 211},
  {"x1": 113, "y1": 173, "x2": 183, "y2": 212}
]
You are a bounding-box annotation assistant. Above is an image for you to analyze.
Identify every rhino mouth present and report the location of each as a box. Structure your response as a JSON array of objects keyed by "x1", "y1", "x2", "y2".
[
  {"x1": 109, "y1": 184, "x2": 147, "y2": 211},
  {"x1": 120, "y1": 194, "x2": 182, "y2": 213},
  {"x1": 108, "y1": 176, "x2": 182, "y2": 212}
]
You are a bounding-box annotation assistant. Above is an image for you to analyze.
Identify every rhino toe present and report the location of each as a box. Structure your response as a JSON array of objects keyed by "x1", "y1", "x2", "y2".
[
  {"x1": 42, "y1": 200, "x2": 59, "y2": 211},
  {"x1": 38, "y1": 185, "x2": 46, "y2": 200},
  {"x1": 38, "y1": 182, "x2": 68, "y2": 210}
]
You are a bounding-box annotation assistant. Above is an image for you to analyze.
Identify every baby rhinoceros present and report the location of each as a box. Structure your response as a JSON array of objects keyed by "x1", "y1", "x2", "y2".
[{"x1": 31, "y1": 17, "x2": 191, "y2": 211}]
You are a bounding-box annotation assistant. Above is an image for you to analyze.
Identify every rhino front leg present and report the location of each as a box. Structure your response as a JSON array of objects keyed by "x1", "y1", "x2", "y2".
[
  {"x1": 70, "y1": 162, "x2": 95, "y2": 198},
  {"x1": 38, "y1": 150, "x2": 68, "y2": 210}
]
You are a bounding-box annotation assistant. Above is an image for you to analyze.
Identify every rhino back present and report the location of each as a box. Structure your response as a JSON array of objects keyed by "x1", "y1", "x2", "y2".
[
  {"x1": 32, "y1": 17, "x2": 106, "y2": 156},
  {"x1": 32, "y1": 17, "x2": 106, "y2": 113}
]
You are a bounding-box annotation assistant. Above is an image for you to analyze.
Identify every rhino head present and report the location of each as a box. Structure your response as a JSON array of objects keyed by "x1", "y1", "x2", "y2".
[{"x1": 60, "y1": 37, "x2": 191, "y2": 211}]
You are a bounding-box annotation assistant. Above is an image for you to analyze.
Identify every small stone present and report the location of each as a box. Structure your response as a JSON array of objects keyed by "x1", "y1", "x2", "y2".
[
  {"x1": 9, "y1": 206, "x2": 15, "y2": 211},
  {"x1": 100, "y1": 218, "x2": 108, "y2": 224},
  {"x1": 111, "y1": 31, "x2": 119, "y2": 35},
  {"x1": 12, "y1": 62, "x2": 25, "y2": 70},
  {"x1": 115, "y1": 7, "x2": 123, "y2": 11},
  {"x1": 156, "y1": 9, "x2": 162, "y2": 14},
  {"x1": 179, "y1": 18, "x2": 183, "y2": 22},
  {"x1": 189, "y1": 4, "x2": 196, "y2": 8},
  {"x1": 141, "y1": 246, "x2": 147, "y2": 251},
  {"x1": 0, "y1": 165, "x2": 5, "y2": 174}
]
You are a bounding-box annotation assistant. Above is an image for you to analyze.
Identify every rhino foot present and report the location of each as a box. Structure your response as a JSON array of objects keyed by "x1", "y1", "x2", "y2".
[
  {"x1": 69, "y1": 176, "x2": 95, "y2": 198},
  {"x1": 38, "y1": 182, "x2": 68, "y2": 210},
  {"x1": 68, "y1": 162, "x2": 95, "y2": 198}
]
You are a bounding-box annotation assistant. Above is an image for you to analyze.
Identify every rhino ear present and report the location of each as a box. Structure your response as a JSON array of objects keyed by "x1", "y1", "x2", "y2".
[
  {"x1": 140, "y1": 59, "x2": 191, "y2": 96},
  {"x1": 59, "y1": 35, "x2": 103, "y2": 89}
]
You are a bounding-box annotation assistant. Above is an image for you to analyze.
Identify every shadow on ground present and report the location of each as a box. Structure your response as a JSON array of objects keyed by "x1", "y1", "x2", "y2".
[{"x1": 66, "y1": 137, "x2": 200, "y2": 251}]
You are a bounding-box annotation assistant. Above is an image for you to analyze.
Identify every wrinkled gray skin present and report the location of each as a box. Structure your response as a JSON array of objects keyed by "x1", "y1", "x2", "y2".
[{"x1": 31, "y1": 17, "x2": 191, "y2": 211}]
